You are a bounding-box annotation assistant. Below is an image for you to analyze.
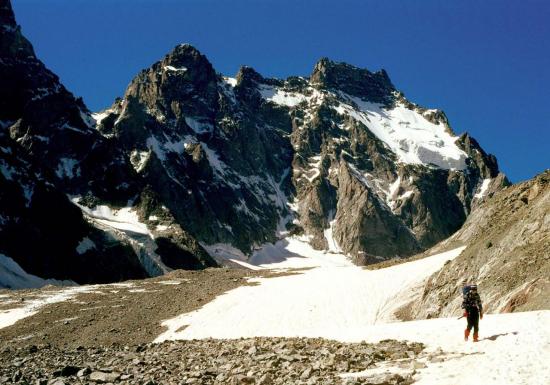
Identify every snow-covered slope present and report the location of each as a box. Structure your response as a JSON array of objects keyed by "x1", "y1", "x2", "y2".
[
  {"x1": 156, "y1": 243, "x2": 465, "y2": 341},
  {"x1": 154, "y1": 242, "x2": 549, "y2": 385}
]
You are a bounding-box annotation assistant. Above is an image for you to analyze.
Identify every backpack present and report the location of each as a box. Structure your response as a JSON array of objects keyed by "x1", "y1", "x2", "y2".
[
  {"x1": 462, "y1": 284, "x2": 477, "y2": 297},
  {"x1": 462, "y1": 284, "x2": 480, "y2": 310}
]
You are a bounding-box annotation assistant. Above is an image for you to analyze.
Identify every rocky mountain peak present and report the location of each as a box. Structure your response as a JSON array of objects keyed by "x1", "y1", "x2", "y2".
[
  {"x1": 0, "y1": 0, "x2": 16, "y2": 27},
  {"x1": 116, "y1": 43, "x2": 219, "y2": 128},
  {"x1": 310, "y1": 58, "x2": 395, "y2": 104},
  {"x1": 457, "y1": 133, "x2": 500, "y2": 179},
  {"x1": 0, "y1": 0, "x2": 34, "y2": 58},
  {"x1": 162, "y1": 43, "x2": 214, "y2": 75},
  {"x1": 236, "y1": 65, "x2": 265, "y2": 86},
  {"x1": 1, "y1": 0, "x2": 514, "y2": 288}
]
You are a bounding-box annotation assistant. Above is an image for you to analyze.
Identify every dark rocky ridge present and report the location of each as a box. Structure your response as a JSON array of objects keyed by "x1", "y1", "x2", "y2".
[
  {"x1": 0, "y1": 0, "x2": 216, "y2": 286},
  {"x1": 310, "y1": 58, "x2": 396, "y2": 104}
]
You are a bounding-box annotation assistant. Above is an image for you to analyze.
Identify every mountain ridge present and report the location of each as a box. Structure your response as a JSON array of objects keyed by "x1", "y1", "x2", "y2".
[{"x1": 1, "y1": 0, "x2": 510, "y2": 286}]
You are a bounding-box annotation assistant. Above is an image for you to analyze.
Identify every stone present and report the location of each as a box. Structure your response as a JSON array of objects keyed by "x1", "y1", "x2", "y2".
[
  {"x1": 89, "y1": 371, "x2": 121, "y2": 383},
  {"x1": 77, "y1": 368, "x2": 91, "y2": 377}
]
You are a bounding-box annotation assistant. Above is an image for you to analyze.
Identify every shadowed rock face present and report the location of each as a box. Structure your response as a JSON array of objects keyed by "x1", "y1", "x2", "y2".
[
  {"x1": 0, "y1": 1, "x2": 216, "y2": 286},
  {"x1": 1, "y1": 0, "x2": 508, "y2": 286}
]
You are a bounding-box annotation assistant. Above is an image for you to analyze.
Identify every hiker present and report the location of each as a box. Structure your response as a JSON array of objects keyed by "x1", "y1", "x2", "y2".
[{"x1": 462, "y1": 284, "x2": 483, "y2": 342}]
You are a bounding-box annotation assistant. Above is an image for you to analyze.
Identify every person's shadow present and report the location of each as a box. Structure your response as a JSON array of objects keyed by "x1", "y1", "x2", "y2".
[{"x1": 481, "y1": 331, "x2": 519, "y2": 341}]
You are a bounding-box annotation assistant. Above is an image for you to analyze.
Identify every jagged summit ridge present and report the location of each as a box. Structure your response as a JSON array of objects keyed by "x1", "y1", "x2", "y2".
[
  {"x1": 95, "y1": 42, "x2": 507, "y2": 263},
  {"x1": 310, "y1": 57, "x2": 395, "y2": 104}
]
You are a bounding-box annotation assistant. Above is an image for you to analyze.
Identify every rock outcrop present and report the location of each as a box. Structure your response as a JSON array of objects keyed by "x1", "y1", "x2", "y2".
[
  {"x1": 0, "y1": 0, "x2": 216, "y2": 287},
  {"x1": 412, "y1": 170, "x2": 549, "y2": 318}
]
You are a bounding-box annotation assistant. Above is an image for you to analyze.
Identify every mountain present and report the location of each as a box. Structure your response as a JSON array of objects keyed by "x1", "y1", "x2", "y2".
[
  {"x1": 98, "y1": 43, "x2": 507, "y2": 264},
  {"x1": 409, "y1": 170, "x2": 549, "y2": 318},
  {"x1": 1, "y1": 0, "x2": 507, "y2": 286},
  {"x1": 0, "y1": 0, "x2": 215, "y2": 287}
]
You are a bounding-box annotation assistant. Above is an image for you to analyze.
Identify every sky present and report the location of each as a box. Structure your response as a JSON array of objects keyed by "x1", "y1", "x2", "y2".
[{"x1": 12, "y1": 0, "x2": 550, "y2": 182}]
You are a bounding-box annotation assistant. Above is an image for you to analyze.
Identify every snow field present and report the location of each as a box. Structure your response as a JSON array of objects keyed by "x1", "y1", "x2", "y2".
[
  {"x1": 0, "y1": 285, "x2": 94, "y2": 329},
  {"x1": 155, "y1": 243, "x2": 466, "y2": 342},
  {"x1": 70, "y1": 198, "x2": 151, "y2": 237},
  {"x1": 155, "y1": 241, "x2": 549, "y2": 385},
  {"x1": 344, "y1": 311, "x2": 549, "y2": 385}
]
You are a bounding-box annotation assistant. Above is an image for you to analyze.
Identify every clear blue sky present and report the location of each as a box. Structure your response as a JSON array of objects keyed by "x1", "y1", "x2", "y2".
[{"x1": 12, "y1": 0, "x2": 550, "y2": 182}]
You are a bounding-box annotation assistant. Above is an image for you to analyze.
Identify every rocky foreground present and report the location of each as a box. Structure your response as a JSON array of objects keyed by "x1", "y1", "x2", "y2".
[
  {"x1": 0, "y1": 269, "x2": 257, "y2": 348},
  {"x1": 0, "y1": 337, "x2": 425, "y2": 385},
  {"x1": 0, "y1": 267, "x2": 431, "y2": 385}
]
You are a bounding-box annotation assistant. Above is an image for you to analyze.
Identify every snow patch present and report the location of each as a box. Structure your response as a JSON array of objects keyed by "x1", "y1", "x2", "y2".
[
  {"x1": 0, "y1": 160, "x2": 16, "y2": 181},
  {"x1": 71, "y1": 199, "x2": 151, "y2": 237},
  {"x1": 223, "y1": 77, "x2": 237, "y2": 87},
  {"x1": 334, "y1": 94, "x2": 468, "y2": 170},
  {"x1": 323, "y1": 214, "x2": 342, "y2": 253},
  {"x1": 75, "y1": 237, "x2": 96, "y2": 254},
  {"x1": 258, "y1": 85, "x2": 308, "y2": 107},
  {"x1": 201, "y1": 143, "x2": 230, "y2": 178},
  {"x1": 91, "y1": 110, "x2": 112, "y2": 126},
  {"x1": 55, "y1": 158, "x2": 80, "y2": 179},
  {"x1": 474, "y1": 178, "x2": 491, "y2": 199},
  {"x1": 202, "y1": 243, "x2": 249, "y2": 264},
  {"x1": 185, "y1": 117, "x2": 214, "y2": 134},
  {"x1": 146, "y1": 135, "x2": 195, "y2": 163},
  {"x1": 79, "y1": 109, "x2": 96, "y2": 129},
  {"x1": 164, "y1": 65, "x2": 187, "y2": 72}
]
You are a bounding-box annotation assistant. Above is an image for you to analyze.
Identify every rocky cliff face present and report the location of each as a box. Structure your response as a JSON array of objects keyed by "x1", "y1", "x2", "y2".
[
  {"x1": 100, "y1": 42, "x2": 507, "y2": 264},
  {"x1": 1, "y1": 0, "x2": 507, "y2": 286},
  {"x1": 0, "y1": 1, "x2": 216, "y2": 287},
  {"x1": 411, "y1": 170, "x2": 549, "y2": 318}
]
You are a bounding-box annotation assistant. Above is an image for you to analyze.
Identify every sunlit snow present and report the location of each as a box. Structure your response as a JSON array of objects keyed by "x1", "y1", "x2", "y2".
[
  {"x1": 155, "y1": 241, "x2": 549, "y2": 385},
  {"x1": 474, "y1": 178, "x2": 492, "y2": 199},
  {"x1": 163, "y1": 65, "x2": 187, "y2": 72},
  {"x1": 335, "y1": 95, "x2": 468, "y2": 170},
  {"x1": 258, "y1": 85, "x2": 308, "y2": 107},
  {"x1": 71, "y1": 199, "x2": 151, "y2": 237}
]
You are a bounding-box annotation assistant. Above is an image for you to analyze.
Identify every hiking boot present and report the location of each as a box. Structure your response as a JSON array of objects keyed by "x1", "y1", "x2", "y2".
[
  {"x1": 464, "y1": 329, "x2": 470, "y2": 341},
  {"x1": 473, "y1": 332, "x2": 479, "y2": 342}
]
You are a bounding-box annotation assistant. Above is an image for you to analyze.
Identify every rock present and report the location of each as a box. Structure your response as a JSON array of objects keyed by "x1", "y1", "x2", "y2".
[
  {"x1": 0, "y1": 332, "x2": 421, "y2": 384},
  {"x1": 11, "y1": 371, "x2": 22, "y2": 383},
  {"x1": 47, "y1": 380, "x2": 66, "y2": 385},
  {"x1": 56, "y1": 366, "x2": 80, "y2": 377},
  {"x1": 77, "y1": 367, "x2": 91, "y2": 377},
  {"x1": 300, "y1": 367, "x2": 313, "y2": 379},
  {"x1": 258, "y1": 373, "x2": 273, "y2": 385},
  {"x1": 89, "y1": 371, "x2": 121, "y2": 383}
]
